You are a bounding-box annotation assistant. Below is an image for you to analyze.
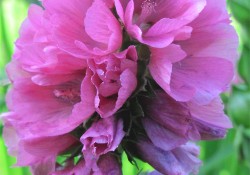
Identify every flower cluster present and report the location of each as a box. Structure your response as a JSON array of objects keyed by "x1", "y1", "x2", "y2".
[{"x1": 2, "y1": 0, "x2": 238, "y2": 175}]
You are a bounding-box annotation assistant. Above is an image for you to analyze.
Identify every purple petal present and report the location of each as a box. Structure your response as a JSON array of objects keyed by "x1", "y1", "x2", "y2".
[
  {"x1": 136, "y1": 138, "x2": 201, "y2": 175},
  {"x1": 143, "y1": 118, "x2": 188, "y2": 151},
  {"x1": 149, "y1": 44, "x2": 186, "y2": 93},
  {"x1": 171, "y1": 56, "x2": 233, "y2": 104},
  {"x1": 30, "y1": 157, "x2": 56, "y2": 175},
  {"x1": 81, "y1": 117, "x2": 125, "y2": 156}
]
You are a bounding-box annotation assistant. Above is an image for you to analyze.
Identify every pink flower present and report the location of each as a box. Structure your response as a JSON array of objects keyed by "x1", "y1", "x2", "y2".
[
  {"x1": 4, "y1": 1, "x2": 97, "y2": 139},
  {"x1": 4, "y1": 72, "x2": 95, "y2": 138},
  {"x1": 141, "y1": 91, "x2": 232, "y2": 151},
  {"x1": 4, "y1": 0, "x2": 137, "y2": 139},
  {"x1": 5, "y1": 47, "x2": 135, "y2": 138},
  {"x1": 81, "y1": 117, "x2": 125, "y2": 156},
  {"x1": 88, "y1": 46, "x2": 138, "y2": 118},
  {"x1": 148, "y1": 0, "x2": 239, "y2": 104},
  {"x1": 4, "y1": 0, "x2": 129, "y2": 138},
  {"x1": 115, "y1": 0, "x2": 206, "y2": 48},
  {"x1": 16, "y1": 0, "x2": 122, "y2": 59},
  {"x1": 2, "y1": 119, "x2": 77, "y2": 168},
  {"x1": 1, "y1": 0, "x2": 238, "y2": 174},
  {"x1": 43, "y1": 0, "x2": 122, "y2": 58}
]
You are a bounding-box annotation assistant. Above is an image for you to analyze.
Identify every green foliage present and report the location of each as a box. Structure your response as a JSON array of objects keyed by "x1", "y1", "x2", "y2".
[
  {"x1": 228, "y1": 0, "x2": 250, "y2": 85},
  {"x1": 227, "y1": 0, "x2": 250, "y2": 171},
  {"x1": 0, "y1": 0, "x2": 249, "y2": 175},
  {"x1": 227, "y1": 86, "x2": 250, "y2": 128}
]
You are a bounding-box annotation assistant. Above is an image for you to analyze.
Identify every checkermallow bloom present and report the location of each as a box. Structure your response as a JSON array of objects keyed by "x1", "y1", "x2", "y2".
[{"x1": 1, "y1": 0, "x2": 238, "y2": 174}]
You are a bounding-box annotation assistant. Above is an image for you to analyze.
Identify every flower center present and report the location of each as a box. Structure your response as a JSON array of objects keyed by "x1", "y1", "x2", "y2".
[
  {"x1": 54, "y1": 88, "x2": 81, "y2": 104},
  {"x1": 141, "y1": 0, "x2": 157, "y2": 14},
  {"x1": 138, "y1": 0, "x2": 157, "y2": 29}
]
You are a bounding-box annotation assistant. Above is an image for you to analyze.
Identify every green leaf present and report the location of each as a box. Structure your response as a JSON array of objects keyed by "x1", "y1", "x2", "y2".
[
  {"x1": 238, "y1": 46, "x2": 250, "y2": 85},
  {"x1": 228, "y1": 0, "x2": 250, "y2": 25},
  {"x1": 242, "y1": 137, "x2": 250, "y2": 163},
  {"x1": 227, "y1": 88, "x2": 250, "y2": 128}
]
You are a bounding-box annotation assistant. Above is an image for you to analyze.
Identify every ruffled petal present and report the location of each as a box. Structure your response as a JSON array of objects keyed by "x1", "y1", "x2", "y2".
[
  {"x1": 84, "y1": 0, "x2": 122, "y2": 54},
  {"x1": 143, "y1": 118, "x2": 188, "y2": 151},
  {"x1": 149, "y1": 44, "x2": 186, "y2": 94},
  {"x1": 171, "y1": 57, "x2": 233, "y2": 104},
  {"x1": 136, "y1": 139, "x2": 201, "y2": 175}
]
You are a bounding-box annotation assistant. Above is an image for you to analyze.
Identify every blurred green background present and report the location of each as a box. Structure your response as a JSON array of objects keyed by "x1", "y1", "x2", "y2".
[{"x1": 0, "y1": 0, "x2": 249, "y2": 174}]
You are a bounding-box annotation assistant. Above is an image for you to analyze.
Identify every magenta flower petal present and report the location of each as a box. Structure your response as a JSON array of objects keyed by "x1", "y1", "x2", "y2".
[
  {"x1": 5, "y1": 59, "x2": 29, "y2": 82},
  {"x1": 16, "y1": 45, "x2": 87, "y2": 75},
  {"x1": 46, "y1": 0, "x2": 122, "y2": 58},
  {"x1": 96, "y1": 153, "x2": 122, "y2": 175},
  {"x1": 19, "y1": 136, "x2": 77, "y2": 164},
  {"x1": 1, "y1": 0, "x2": 238, "y2": 174},
  {"x1": 136, "y1": 138, "x2": 201, "y2": 175},
  {"x1": 30, "y1": 157, "x2": 56, "y2": 175},
  {"x1": 179, "y1": 24, "x2": 239, "y2": 63},
  {"x1": 188, "y1": 97, "x2": 232, "y2": 129},
  {"x1": 146, "y1": 0, "x2": 238, "y2": 104},
  {"x1": 150, "y1": 45, "x2": 234, "y2": 104},
  {"x1": 115, "y1": 0, "x2": 206, "y2": 47},
  {"x1": 171, "y1": 56, "x2": 233, "y2": 104},
  {"x1": 149, "y1": 44, "x2": 187, "y2": 93},
  {"x1": 81, "y1": 117, "x2": 125, "y2": 156},
  {"x1": 143, "y1": 118, "x2": 188, "y2": 151},
  {"x1": 89, "y1": 46, "x2": 138, "y2": 118},
  {"x1": 84, "y1": 0, "x2": 122, "y2": 55},
  {"x1": 5, "y1": 72, "x2": 95, "y2": 138},
  {"x1": 53, "y1": 153, "x2": 121, "y2": 175},
  {"x1": 2, "y1": 120, "x2": 77, "y2": 167},
  {"x1": 142, "y1": 91, "x2": 232, "y2": 144},
  {"x1": 16, "y1": 4, "x2": 48, "y2": 46},
  {"x1": 190, "y1": 0, "x2": 231, "y2": 27}
]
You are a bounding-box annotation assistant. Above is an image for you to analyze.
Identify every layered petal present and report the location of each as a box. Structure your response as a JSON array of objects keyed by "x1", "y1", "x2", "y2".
[
  {"x1": 5, "y1": 73, "x2": 95, "y2": 138},
  {"x1": 89, "y1": 46, "x2": 138, "y2": 118},
  {"x1": 2, "y1": 0, "x2": 238, "y2": 174},
  {"x1": 135, "y1": 138, "x2": 201, "y2": 175},
  {"x1": 150, "y1": 47, "x2": 234, "y2": 104},
  {"x1": 30, "y1": 158, "x2": 56, "y2": 175},
  {"x1": 15, "y1": 43, "x2": 87, "y2": 75},
  {"x1": 190, "y1": 0, "x2": 231, "y2": 27},
  {"x1": 84, "y1": 0, "x2": 122, "y2": 55},
  {"x1": 147, "y1": 0, "x2": 238, "y2": 104},
  {"x1": 2, "y1": 120, "x2": 77, "y2": 167},
  {"x1": 52, "y1": 153, "x2": 122, "y2": 175},
  {"x1": 48, "y1": 0, "x2": 122, "y2": 58},
  {"x1": 141, "y1": 91, "x2": 232, "y2": 146},
  {"x1": 177, "y1": 23, "x2": 239, "y2": 63},
  {"x1": 81, "y1": 117, "x2": 125, "y2": 156},
  {"x1": 149, "y1": 44, "x2": 186, "y2": 93},
  {"x1": 142, "y1": 118, "x2": 188, "y2": 151},
  {"x1": 94, "y1": 153, "x2": 122, "y2": 175},
  {"x1": 16, "y1": 4, "x2": 50, "y2": 47},
  {"x1": 115, "y1": 0, "x2": 206, "y2": 47},
  {"x1": 171, "y1": 56, "x2": 233, "y2": 104}
]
